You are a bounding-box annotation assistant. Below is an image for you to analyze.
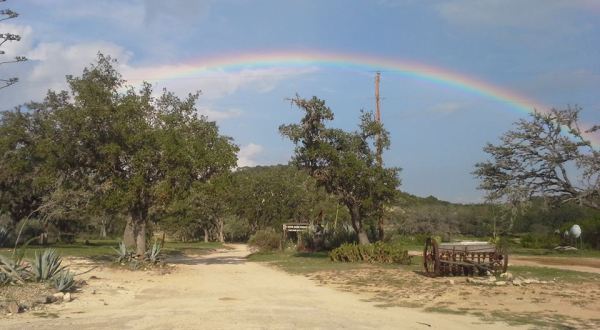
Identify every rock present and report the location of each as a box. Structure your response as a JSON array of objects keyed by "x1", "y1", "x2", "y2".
[
  {"x1": 7, "y1": 302, "x2": 20, "y2": 314},
  {"x1": 447, "y1": 279, "x2": 455, "y2": 285},
  {"x1": 523, "y1": 279, "x2": 540, "y2": 284},
  {"x1": 45, "y1": 296, "x2": 57, "y2": 304},
  {"x1": 500, "y1": 272, "x2": 513, "y2": 281},
  {"x1": 52, "y1": 292, "x2": 64, "y2": 301},
  {"x1": 512, "y1": 279, "x2": 523, "y2": 286},
  {"x1": 495, "y1": 281, "x2": 507, "y2": 286},
  {"x1": 92, "y1": 289, "x2": 96, "y2": 295},
  {"x1": 63, "y1": 293, "x2": 72, "y2": 302},
  {"x1": 487, "y1": 276, "x2": 496, "y2": 282},
  {"x1": 486, "y1": 271, "x2": 493, "y2": 276}
]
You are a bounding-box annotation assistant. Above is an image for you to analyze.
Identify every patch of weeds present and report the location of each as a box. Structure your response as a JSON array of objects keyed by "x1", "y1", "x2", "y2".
[
  {"x1": 32, "y1": 312, "x2": 59, "y2": 318},
  {"x1": 424, "y1": 306, "x2": 468, "y2": 315}
]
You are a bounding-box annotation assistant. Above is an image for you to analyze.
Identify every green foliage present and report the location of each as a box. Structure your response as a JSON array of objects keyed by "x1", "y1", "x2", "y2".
[
  {"x1": 113, "y1": 241, "x2": 134, "y2": 263},
  {"x1": 145, "y1": 241, "x2": 162, "y2": 264},
  {"x1": 0, "y1": 253, "x2": 28, "y2": 284},
  {"x1": 0, "y1": 227, "x2": 9, "y2": 247},
  {"x1": 31, "y1": 249, "x2": 66, "y2": 281},
  {"x1": 280, "y1": 96, "x2": 400, "y2": 244},
  {"x1": 52, "y1": 270, "x2": 75, "y2": 292},
  {"x1": 223, "y1": 215, "x2": 251, "y2": 242},
  {"x1": 329, "y1": 242, "x2": 412, "y2": 264},
  {"x1": 520, "y1": 233, "x2": 560, "y2": 249},
  {"x1": 576, "y1": 217, "x2": 600, "y2": 249},
  {"x1": 248, "y1": 228, "x2": 281, "y2": 252}
]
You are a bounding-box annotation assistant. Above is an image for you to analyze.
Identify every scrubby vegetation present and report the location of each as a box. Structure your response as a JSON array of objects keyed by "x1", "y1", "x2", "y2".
[
  {"x1": 0, "y1": 248, "x2": 77, "y2": 292},
  {"x1": 329, "y1": 242, "x2": 411, "y2": 264}
]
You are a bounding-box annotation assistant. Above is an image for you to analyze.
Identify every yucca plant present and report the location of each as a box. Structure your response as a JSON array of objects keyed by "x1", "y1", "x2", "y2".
[
  {"x1": 52, "y1": 270, "x2": 75, "y2": 292},
  {"x1": 145, "y1": 241, "x2": 162, "y2": 264},
  {"x1": 113, "y1": 241, "x2": 134, "y2": 263},
  {"x1": 31, "y1": 249, "x2": 66, "y2": 281}
]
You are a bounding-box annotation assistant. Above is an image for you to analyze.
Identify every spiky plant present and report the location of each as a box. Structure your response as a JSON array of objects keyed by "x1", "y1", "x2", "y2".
[
  {"x1": 145, "y1": 241, "x2": 162, "y2": 264},
  {"x1": 52, "y1": 270, "x2": 75, "y2": 292},
  {"x1": 31, "y1": 249, "x2": 66, "y2": 281},
  {"x1": 0, "y1": 254, "x2": 28, "y2": 284},
  {"x1": 0, "y1": 227, "x2": 9, "y2": 247},
  {"x1": 113, "y1": 241, "x2": 133, "y2": 263}
]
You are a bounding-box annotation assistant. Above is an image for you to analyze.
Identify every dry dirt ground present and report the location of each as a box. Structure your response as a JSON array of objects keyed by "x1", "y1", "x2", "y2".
[
  {"x1": 1, "y1": 245, "x2": 522, "y2": 330},
  {"x1": 309, "y1": 268, "x2": 600, "y2": 329}
]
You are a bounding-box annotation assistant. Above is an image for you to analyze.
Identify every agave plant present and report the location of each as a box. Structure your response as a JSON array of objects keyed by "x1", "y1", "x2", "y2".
[
  {"x1": 0, "y1": 227, "x2": 10, "y2": 247},
  {"x1": 145, "y1": 241, "x2": 162, "y2": 264},
  {"x1": 52, "y1": 270, "x2": 75, "y2": 292},
  {"x1": 0, "y1": 254, "x2": 29, "y2": 284},
  {"x1": 31, "y1": 249, "x2": 66, "y2": 282},
  {"x1": 113, "y1": 241, "x2": 134, "y2": 263}
]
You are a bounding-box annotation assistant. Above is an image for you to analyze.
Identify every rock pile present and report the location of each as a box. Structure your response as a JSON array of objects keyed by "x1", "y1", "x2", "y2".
[{"x1": 465, "y1": 272, "x2": 552, "y2": 286}]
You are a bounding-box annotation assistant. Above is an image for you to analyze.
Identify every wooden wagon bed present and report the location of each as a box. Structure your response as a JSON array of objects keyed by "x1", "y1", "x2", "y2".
[{"x1": 423, "y1": 238, "x2": 508, "y2": 276}]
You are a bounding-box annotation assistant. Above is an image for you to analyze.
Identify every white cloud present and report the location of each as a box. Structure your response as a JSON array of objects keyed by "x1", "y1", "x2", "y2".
[
  {"x1": 123, "y1": 65, "x2": 318, "y2": 101},
  {"x1": 435, "y1": 0, "x2": 597, "y2": 29},
  {"x1": 1, "y1": 21, "x2": 316, "y2": 111},
  {"x1": 197, "y1": 106, "x2": 242, "y2": 121},
  {"x1": 237, "y1": 143, "x2": 264, "y2": 167}
]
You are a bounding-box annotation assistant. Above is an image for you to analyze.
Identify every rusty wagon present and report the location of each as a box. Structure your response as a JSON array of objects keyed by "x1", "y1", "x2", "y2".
[{"x1": 423, "y1": 237, "x2": 508, "y2": 276}]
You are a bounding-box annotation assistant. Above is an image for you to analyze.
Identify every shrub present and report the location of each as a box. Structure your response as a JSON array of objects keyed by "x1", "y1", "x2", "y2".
[
  {"x1": 248, "y1": 228, "x2": 281, "y2": 252},
  {"x1": 329, "y1": 242, "x2": 412, "y2": 264},
  {"x1": 520, "y1": 233, "x2": 560, "y2": 249},
  {"x1": 31, "y1": 249, "x2": 66, "y2": 281},
  {"x1": 53, "y1": 270, "x2": 75, "y2": 292}
]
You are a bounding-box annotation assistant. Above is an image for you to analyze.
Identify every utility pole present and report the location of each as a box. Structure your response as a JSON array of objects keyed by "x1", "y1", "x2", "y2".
[{"x1": 375, "y1": 71, "x2": 385, "y2": 240}]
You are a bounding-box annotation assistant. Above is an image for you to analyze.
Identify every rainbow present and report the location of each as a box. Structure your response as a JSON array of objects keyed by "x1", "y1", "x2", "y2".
[{"x1": 125, "y1": 50, "x2": 599, "y2": 146}]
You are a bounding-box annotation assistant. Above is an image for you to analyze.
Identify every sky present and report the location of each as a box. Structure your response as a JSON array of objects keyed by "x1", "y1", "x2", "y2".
[{"x1": 1, "y1": 0, "x2": 599, "y2": 203}]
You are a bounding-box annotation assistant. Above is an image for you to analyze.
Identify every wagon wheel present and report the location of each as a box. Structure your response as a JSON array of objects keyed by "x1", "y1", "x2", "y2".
[{"x1": 423, "y1": 237, "x2": 439, "y2": 275}]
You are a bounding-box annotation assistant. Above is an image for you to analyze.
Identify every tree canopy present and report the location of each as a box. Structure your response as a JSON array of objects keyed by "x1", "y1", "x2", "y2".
[
  {"x1": 474, "y1": 107, "x2": 599, "y2": 210},
  {"x1": 280, "y1": 96, "x2": 400, "y2": 244},
  {"x1": 1, "y1": 54, "x2": 238, "y2": 254}
]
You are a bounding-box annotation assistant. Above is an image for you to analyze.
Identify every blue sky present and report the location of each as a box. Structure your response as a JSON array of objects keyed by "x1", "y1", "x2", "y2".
[{"x1": 1, "y1": 0, "x2": 599, "y2": 203}]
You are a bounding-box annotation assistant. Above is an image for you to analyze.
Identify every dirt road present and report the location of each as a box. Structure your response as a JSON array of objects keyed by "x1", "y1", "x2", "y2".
[{"x1": 2, "y1": 245, "x2": 519, "y2": 329}]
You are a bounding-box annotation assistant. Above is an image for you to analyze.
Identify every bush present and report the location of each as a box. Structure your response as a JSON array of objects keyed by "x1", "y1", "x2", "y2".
[
  {"x1": 520, "y1": 233, "x2": 560, "y2": 249},
  {"x1": 329, "y1": 242, "x2": 412, "y2": 264},
  {"x1": 248, "y1": 228, "x2": 281, "y2": 252}
]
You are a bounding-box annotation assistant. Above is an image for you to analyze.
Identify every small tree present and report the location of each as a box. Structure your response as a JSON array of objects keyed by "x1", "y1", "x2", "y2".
[
  {"x1": 474, "y1": 107, "x2": 599, "y2": 210},
  {"x1": 280, "y1": 96, "x2": 400, "y2": 244},
  {"x1": 1, "y1": 1, "x2": 27, "y2": 90}
]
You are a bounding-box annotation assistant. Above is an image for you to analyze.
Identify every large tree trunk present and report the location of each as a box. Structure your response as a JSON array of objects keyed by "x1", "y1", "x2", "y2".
[
  {"x1": 135, "y1": 221, "x2": 146, "y2": 257},
  {"x1": 216, "y1": 218, "x2": 224, "y2": 243},
  {"x1": 129, "y1": 206, "x2": 148, "y2": 257},
  {"x1": 123, "y1": 216, "x2": 136, "y2": 249},
  {"x1": 99, "y1": 219, "x2": 107, "y2": 238},
  {"x1": 203, "y1": 228, "x2": 209, "y2": 243},
  {"x1": 348, "y1": 203, "x2": 370, "y2": 245}
]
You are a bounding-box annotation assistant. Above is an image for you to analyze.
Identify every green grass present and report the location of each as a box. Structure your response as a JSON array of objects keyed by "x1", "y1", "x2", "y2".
[
  {"x1": 247, "y1": 250, "x2": 420, "y2": 274},
  {"x1": 510, "y1": 265, "x2": 600, "y2": 282},
  {"x1": 510, "y1": 246, "x2": 600, "y2": 258},
  {"x1": 0, "y1": 239, "x2": 224, "y2": 261}
]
